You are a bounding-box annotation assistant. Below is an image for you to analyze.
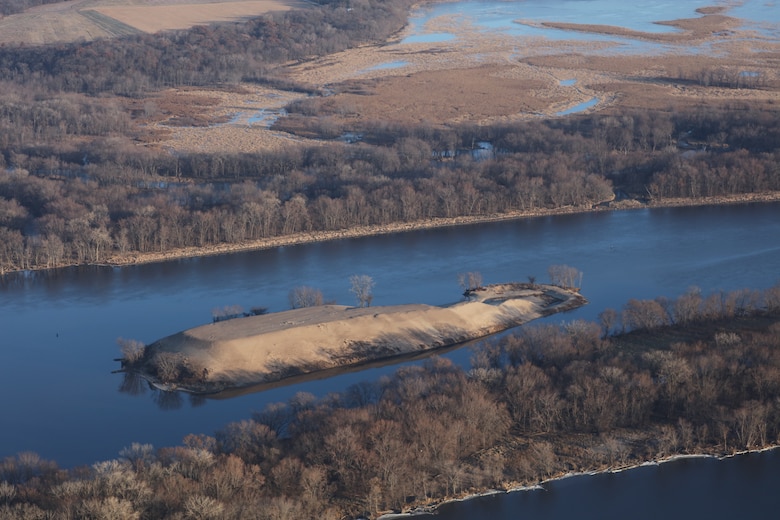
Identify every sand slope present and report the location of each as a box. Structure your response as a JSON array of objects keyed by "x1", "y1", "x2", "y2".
[{"x1": 143, "y1": 283, "x2": 586, "y2": 392}]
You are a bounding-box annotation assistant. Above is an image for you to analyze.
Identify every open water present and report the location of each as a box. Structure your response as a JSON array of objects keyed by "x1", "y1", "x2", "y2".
[
  {"x1": 1, "y1": 202, "x2": 779, "y2": 467},
  {"x1": 2, "y1": 202, "x2": 779, "y2": 517}
]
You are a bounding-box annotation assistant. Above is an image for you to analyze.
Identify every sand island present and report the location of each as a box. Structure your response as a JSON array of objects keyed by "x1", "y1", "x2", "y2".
[{"x1": 125, "y1": 283, "x2": 586, "y2": 394}]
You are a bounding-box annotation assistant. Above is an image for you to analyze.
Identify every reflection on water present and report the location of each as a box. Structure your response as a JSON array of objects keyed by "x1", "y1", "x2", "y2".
[
  {"x1": 153, "y1": 390, "x2": 183, "y2": 411},
  {"x1": 118, "y1": 371, "x2": 147, "y2": 396}
]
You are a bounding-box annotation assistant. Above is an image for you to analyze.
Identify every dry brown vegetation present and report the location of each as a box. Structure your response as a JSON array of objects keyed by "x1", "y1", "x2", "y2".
[
  {"x1": 0, "y1": 0, "x2": 306, "y2": 45},
  {"x1": 92, "y1": 0, "x2": 306, "y2": 33},
  {"x1": 134, "y1": 8, "x2": 780, "y2": 154},
  {"x1": 1, "y1": 2, "x2": 779, "y2": 518},
  {"x1": 1, "y1": 0, "x2": 779, "y2": 275}
]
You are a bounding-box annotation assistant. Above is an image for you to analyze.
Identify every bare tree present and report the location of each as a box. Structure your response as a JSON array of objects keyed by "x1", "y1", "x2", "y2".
[
  {"x1": 547, "y1": 264, "x2": 582, "y2": 289},
  {"x1": 598, "y1": 308, "x2": 620, "y2": 338},
  {"x1": 211, "y1": 305, "x2": 245, "y2": 322},
  {"x1": 349, "y1": 274, "x2": 374, "y2": 308},
  {"x1": 183, "y1": 494, "x2": 224, "y2": 520},
  {"x1": 622, "y1": 298, "x2": 670, "y2": 331},
  {"x1": 288, "y1": 286, "x2": 324, "y2": 309},
  {"x1": 153, "y1": 352, "x2": 185, "y2": 383},
  {"x1": 458, "y1": 271, "x2": 483, "y2": 292},
  {"x1": 117, "y1": 338, "x2": 146, "y2": 365}
]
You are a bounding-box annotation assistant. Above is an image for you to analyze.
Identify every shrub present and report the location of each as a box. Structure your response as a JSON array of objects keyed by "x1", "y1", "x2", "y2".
[{"x1": 117, "y1": 338, "x2": 146, "y2": 365}]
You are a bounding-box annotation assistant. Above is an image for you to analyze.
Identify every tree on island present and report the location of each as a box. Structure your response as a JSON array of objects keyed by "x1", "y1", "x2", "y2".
[
  {"x1": 289, "y1": 286, "x2": 324, "y2": 309},
  {"x1": 117, "y1": 337, "x2": 146, "y2": 365},
  {"x1": 349, "y1": 274, "x2": 374, "y2": 308},
  {"x1": 211, "y1": 304, "x2": 245, "y2": 323},
  {"x1": 458, "y1": 271, "x2": 483, "y2": 293},
  {"x1": 548, "y1": 264, "x2": 583, "y2": 290}
]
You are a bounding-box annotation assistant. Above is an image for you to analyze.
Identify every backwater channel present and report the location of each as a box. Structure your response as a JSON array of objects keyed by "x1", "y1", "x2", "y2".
[{"x1": 2, "y1": 202, "x2": 780, "y2": 516}]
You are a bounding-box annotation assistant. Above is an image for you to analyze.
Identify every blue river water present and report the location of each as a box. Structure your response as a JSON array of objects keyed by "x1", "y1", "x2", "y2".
[
  {"x1": 1, "y1": 201, "x2": 779, "y2": 517},
  {"x1": 429, "y1": 450, "x2": 780, "y2": 520},
  {"x1": 1, "y1": 202, "x2": 779, "y2": 469}
]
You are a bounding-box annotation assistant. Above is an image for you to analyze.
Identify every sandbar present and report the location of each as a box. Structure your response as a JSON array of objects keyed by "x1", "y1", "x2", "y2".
[{"x1": 135, "y1": 283, "x2": 586, "y2": 393}]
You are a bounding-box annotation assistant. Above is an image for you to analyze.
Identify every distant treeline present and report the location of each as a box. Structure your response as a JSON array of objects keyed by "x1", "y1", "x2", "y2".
[{"x1": 2, "y1": 287, "x2": 780, "y2": 519}]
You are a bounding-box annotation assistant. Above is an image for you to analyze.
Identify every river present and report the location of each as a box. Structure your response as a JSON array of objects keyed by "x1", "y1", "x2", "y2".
[
  {"x1": 1, "y1": 202, "x2": 779, "y2": 514},
  {"x1": 428, "y1": 449, "x2": 780, "y2": 519}
]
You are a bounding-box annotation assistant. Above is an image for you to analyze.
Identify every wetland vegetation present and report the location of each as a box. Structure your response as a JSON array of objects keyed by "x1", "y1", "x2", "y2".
[{"x1": 1, "y1": 1, "x2": 779, "y2": 517}]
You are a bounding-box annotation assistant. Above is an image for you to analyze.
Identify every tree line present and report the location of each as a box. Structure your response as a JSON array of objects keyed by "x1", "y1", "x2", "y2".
[
  {"x1": 3, "y1": 286, "x2": 780, "y2": 518},
  {"x1": 4, "y1": 101, "x2": 780, "y2": 274}
]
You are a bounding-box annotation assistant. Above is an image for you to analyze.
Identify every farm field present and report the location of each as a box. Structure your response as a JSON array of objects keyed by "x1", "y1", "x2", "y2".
[{"x1": 0, "y1": 0, "x2": 305, "y2": 44}]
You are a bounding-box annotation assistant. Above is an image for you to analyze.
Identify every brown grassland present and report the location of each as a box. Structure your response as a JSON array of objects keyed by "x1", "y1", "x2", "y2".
[
  {"x1": 10, "y1": 2, "x2": 774, "y2": 158},
  {"x1": 0, "y1": 0, "x2": 305, "y2": 45}
]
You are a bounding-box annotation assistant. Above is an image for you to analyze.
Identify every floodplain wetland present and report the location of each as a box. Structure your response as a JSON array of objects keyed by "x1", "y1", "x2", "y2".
[{"x1": 1, "y1": 0, "x2": 780, "y2": 518}]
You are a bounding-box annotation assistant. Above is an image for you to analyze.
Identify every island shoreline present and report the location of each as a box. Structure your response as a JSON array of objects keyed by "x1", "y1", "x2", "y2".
[{"x1": 377, "y1": 444, "x2": 780, "y2": 519}]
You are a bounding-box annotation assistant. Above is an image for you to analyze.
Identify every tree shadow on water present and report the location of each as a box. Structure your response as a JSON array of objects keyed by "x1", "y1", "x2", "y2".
[
  {"x1": 118, "y1": 371, "x2": 147, "y2": 396},
  {"x1": 152, "y1": 389, "x2": 183, "y2": 411}
]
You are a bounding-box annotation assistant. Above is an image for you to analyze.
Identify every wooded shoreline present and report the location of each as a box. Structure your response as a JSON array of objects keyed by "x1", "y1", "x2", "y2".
[
  {"x1": 50, "y1": 190, "x2": 780, "y2": 273},
  {"x1": 382, "y1": 445, "x2": 780, "y2": 519}
]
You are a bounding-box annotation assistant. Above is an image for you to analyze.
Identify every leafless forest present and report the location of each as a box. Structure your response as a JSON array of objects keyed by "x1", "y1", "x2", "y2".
[
  {"x1": 2, "y1": 286, "x2": 780, "y2": 518},
  {"x1": 0, "y1": 0, "x2": 779, "y2": 273},
  {"x1": 1, "y1": 2, "x2": 779, "y2": 516}
]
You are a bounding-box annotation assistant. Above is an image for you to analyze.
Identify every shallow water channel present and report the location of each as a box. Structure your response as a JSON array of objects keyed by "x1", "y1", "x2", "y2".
[{"x1": 401, "y1": 0, "x2": 722, "y2": 51}]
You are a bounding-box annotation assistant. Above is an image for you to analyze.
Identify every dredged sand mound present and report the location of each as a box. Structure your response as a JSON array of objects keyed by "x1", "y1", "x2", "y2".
[{"x1": 140, "y1": 283, "x2": 586, "y2": 393}]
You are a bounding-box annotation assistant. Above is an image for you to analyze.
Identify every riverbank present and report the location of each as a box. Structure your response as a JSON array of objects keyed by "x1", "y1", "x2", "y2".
[
  {"x1": 378, "y1": 443, "x2": 780, "y2": 519},
  {"x1": 129, "y1": 283, "x2": 586, "y2": 393},
  {"x1": 93, "y1": 191, "x2": 780, "y2": 271}
]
